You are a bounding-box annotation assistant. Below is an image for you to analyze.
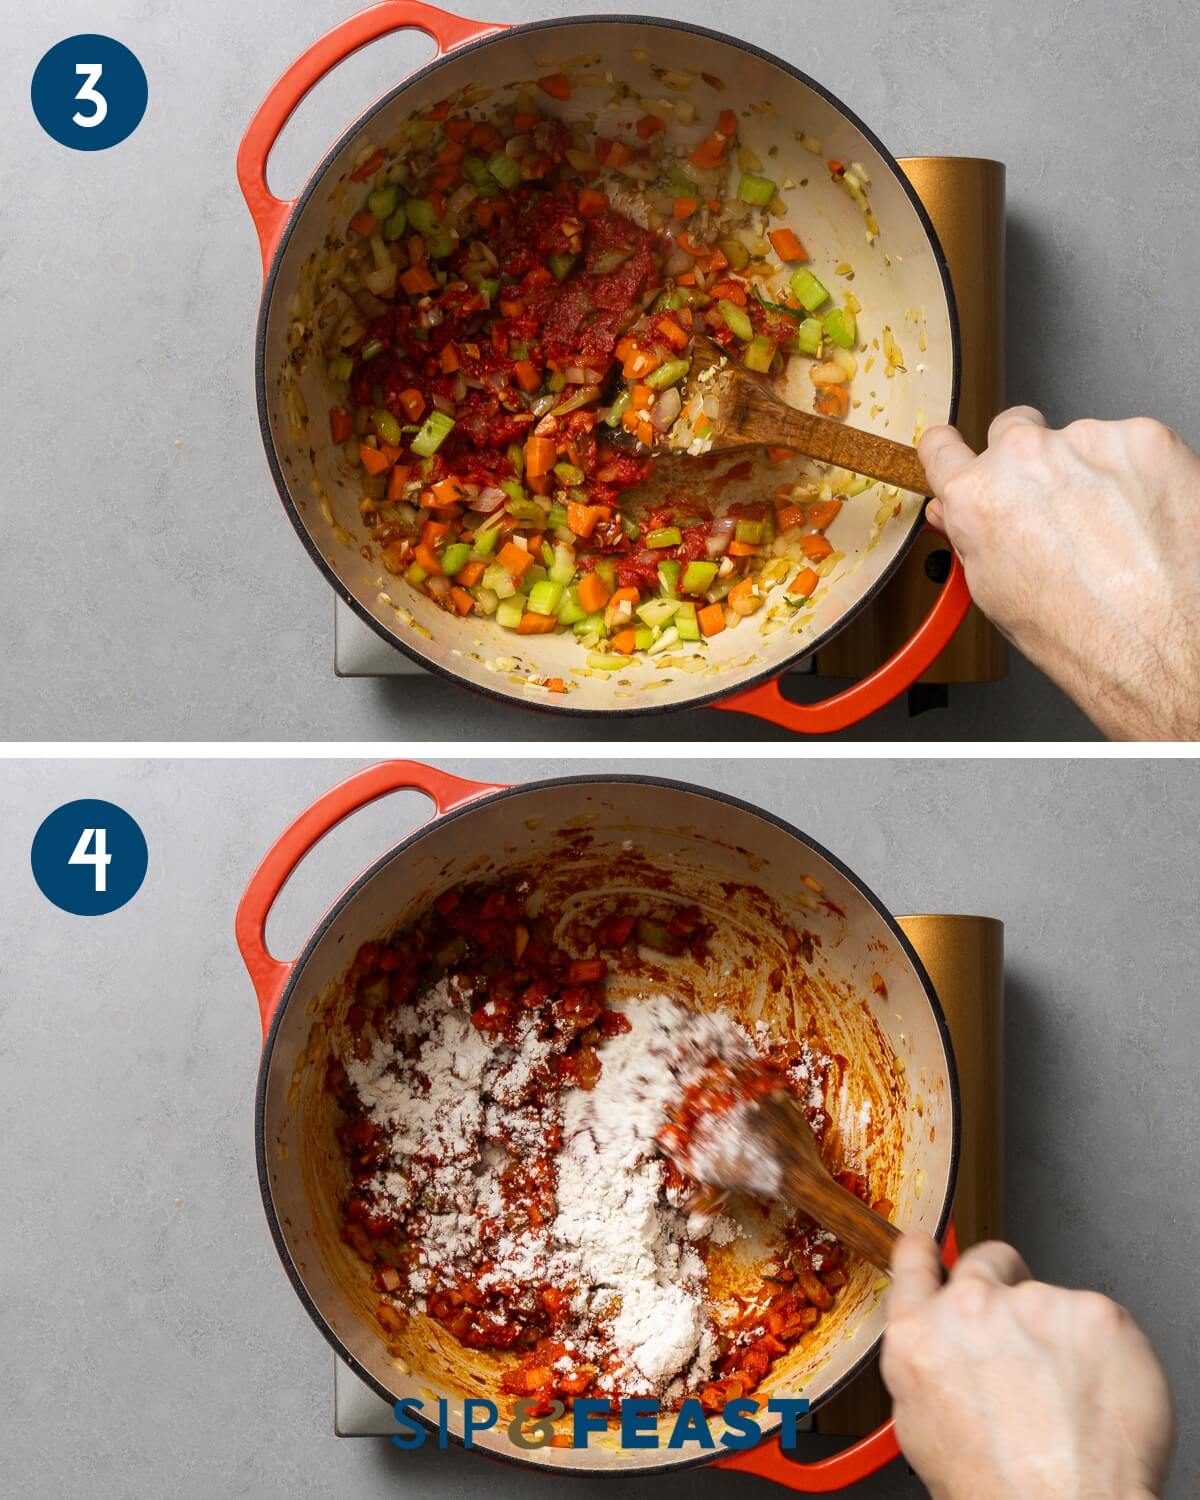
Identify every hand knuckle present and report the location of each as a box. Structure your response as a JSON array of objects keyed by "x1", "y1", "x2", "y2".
[
  {"x1": 1074, "y1": 1289, "x2": 1126, "y2": 1333},
  {"x1": 1123, "y1": 416, "x2": 1176, "y2": 457}
]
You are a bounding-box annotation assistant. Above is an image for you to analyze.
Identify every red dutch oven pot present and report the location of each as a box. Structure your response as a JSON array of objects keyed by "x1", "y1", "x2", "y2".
[
  {"x1": 239, "y1": 6, "x2": 970, "y2": 733},
  {"x1": 238, "y1": 761, "x2": 960, "y2": 1487}
]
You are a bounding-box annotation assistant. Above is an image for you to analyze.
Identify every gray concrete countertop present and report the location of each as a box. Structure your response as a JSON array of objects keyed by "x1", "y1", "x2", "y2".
[
  {"x1": 8, "y1": 0, "x2": 1198, "y2": 740},
  {"x1": 1, "y1": 757, "x2": 1196, "y2": 1496}
]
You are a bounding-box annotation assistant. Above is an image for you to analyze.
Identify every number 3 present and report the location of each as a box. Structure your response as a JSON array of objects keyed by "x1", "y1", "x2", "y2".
[
  {"x1": 69, "y1": 827, "x2": 112, "y2": 892},
  {"x1": 73, "y1": 62, "x2": 108, "y2": 128}
]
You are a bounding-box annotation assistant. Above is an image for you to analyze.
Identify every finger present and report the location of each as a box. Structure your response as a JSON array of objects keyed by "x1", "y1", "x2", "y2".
[
  {"x1": 919, "y1": 425, "x2": 976, "y2": 498},
  {"x1": 987, "y1": 405, "x2": 1047, "y2": 445},
  {"x1": 950, "y1": 1239, "x2": 1032, "y2": 1288},
  {"x1": 886, "y1": 1232, "x2": 943, "y2": 1323},
  {"x1": 925, "y1": 497, "x2": 945, "y2": 532}
]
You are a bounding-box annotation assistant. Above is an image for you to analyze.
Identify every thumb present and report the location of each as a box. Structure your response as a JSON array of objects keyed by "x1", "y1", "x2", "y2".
[{"x1": 919, "y1": 425, "x2": 976, "y2": 499}]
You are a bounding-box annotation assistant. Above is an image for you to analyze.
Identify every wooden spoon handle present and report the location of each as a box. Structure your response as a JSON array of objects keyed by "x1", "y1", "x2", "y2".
[
  {"x1": 780, "y1": 1161, "x2": 902, "y2": 1273},
  {"x1": 734, "y1": 389, "x2": 929, "y2": 494}
]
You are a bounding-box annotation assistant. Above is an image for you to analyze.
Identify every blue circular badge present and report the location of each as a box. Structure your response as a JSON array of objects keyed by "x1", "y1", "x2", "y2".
[
  {"x1": 31, "y1": 35, "x2": 147, "y2": 151},
  {"x1": 31, "y1": 800, "x2": 149, "y2": 916}
]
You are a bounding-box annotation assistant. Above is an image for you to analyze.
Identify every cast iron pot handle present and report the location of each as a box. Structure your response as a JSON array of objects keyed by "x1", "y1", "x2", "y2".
[
  {"x1": 715, "y1": 1222, "x2": 959, "y2": 1490},
  {"x1": 237, "y1": 2, "x2": 502, "y2": 273},
  {"x1": 235, "y1": 759, "x2": 503, "y2": 1034},
  {"x1": 714, "y1": 523, "x2": 970, "y2": 736}
]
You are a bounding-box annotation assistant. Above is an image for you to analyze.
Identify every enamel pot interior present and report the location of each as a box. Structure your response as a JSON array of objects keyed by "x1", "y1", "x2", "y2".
[
  {"x1": 261, "y1": 17, "x2": 957, "y2": 716},
  {"x1": 257, "y1": 777, "x2": 958, "y2": 1473}
]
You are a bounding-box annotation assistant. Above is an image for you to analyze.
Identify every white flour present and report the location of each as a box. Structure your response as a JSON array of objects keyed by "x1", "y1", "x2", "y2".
[{"x1": 345, "y1": 986, "x2": 783, "y2": 1397}]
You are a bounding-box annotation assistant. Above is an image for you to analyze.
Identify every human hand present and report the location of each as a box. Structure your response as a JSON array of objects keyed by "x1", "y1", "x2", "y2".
[
  {"x1": 880, "y1": 1235, "x2": 1175, "y2": 1500},
  {"x1": 919, "y1": 410, "x2": 1200, "y2": 739}
]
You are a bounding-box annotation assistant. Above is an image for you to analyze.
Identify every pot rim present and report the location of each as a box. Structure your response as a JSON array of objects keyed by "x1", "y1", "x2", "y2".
[
  {"x1": 254, "y1": 12, "x2": 963, "y2": 721},
  {"x1": 254, "y1": 771, "x2": 962, "y2": 1476}
]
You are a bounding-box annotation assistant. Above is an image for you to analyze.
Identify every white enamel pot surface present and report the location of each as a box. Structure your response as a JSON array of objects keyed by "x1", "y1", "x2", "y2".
[
  {"x1": 239, "y1": 6, "x2": 969, "y2": 734},
  {"x1": 238, "y1": 763, "x2": 960, "y2": 1489}
]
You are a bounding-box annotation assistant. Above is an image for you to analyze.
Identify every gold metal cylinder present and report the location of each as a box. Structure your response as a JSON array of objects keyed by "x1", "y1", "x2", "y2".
[
  {"x1": 813, "y1": 157, "x2": 1008, "y2": 685},
  {"x1": 815, "y1": 912, "x2": 1005, "y2": 1438}
]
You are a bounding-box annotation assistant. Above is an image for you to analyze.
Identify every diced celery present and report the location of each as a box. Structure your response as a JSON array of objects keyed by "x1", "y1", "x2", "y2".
[
  {"x1": 479, "y1": 277, "x2": 500, "y2": 303},
  {"x1": 604, "y1": 389, "x2": 632, "y2": 427},
  {"x1": 789, "y1": 268, "x2": 829, "y2": 312},
  {"x1": 540, "y1": 541, "x2": 555, "y2": 568},
  {"x1": 425, "y1": 226, "x2": 455, "y2": 259},
  {"x1": 793, "y1": 317, "x2": 824, "y2": 356},
  {"x1": 525, "y1": 563, "x2": 549, "y2": 586},
  {"x1": 547, "y1": 252, "x2": 577, "y2": 282},
  {"x1": 404, "y1": 561, "x2": 428, "y2": 588},
  {"x1": 367, "y1": 184, "x2": 399, "y2": 221},
  {"x1": 556, "y1": 587, "x2": 588, "y2": 626},
  {"x1": 646, "y1": 526, "x2": 683, "y2": 548},
  {"x1": 646, "y1": 357, "x2": 691, "y2": 390},
  {"x1": 549, "y1": 370, "x2": 566, "y2": 393},
  {"x1": 411, "y1": 410, "x2": 455, "y2": 456},
  {"x1": 665, "y1": 160, "x2": 700, "y2": 198},
  {"x1": 328, "y1": 354, "x2": 354, "y2": 382},
  {"x1": 527, "y1": 579, "x2": 564, "y2": 616},
  {"x1": 621, "y1": 514, "x2": 641, "y2": 542},
  {"x1": 657, "y1": 560, "x2": 681, "y2": 597},
  {"x1": 633, "y1": 627, "x2": 654, "y2": 651},
  {"x1": 508, "y1": 496, "x2": 546, "y2": 523},
  {"x1": 822, "y1": 306, "x2": 857, "y2": 349},
  {"x1": 440, "y1": 542, "x2": 471, "y2": 576},
  {"x1": 744, "y1": 336, "x2": 775, "y2": 374},
  {"x1": 547, "y1": 502, "x2": 568, "y2": 529},
  {"x1": 594, "y1": 558, "x2": 617, "y2": 588},
  {"x1": 574, "y1": 611, "x2": 608, "y2": 638},
  {"x1": 382, "y1": 205, "x2": 408, "y2": 241},
  {"x1": 593, "y1": 247, "x2": 635, "y2": 275},
  {"x1": 462, "y1": 156, "x2": 496, "y2": 192},
  {"x1": 487, "y1": 150, "x2": 521, "y2": 190},
  {"x1": 549, "y1": 543, "x2": 577, "y2": 585},
  {"x1": 360, "y1": 338, "x2": 385, "y2": 361},
  {"x1": 554, "y1": 461, "x2": 585, "y2": 485},
  {"x1": 681, "y1": 559, "x2": 719, "y2": 594},
  {"x1": 737, "y1": 172, "x2": 777, "y2": 206},
  {"x1": 587, "y1": 652, "x2": 626, "y2": 670},
  {"x1": 719, "y1": 299, "x2": 754, "y2": 342},
  {"x1": 637, "y1": 597, "x2": 681, "y2": 628},
  {"x1": 735, "y1": 519, "x2": 764, "y2": 544},
  {"x1": 495, "y1": 595, "x2": 526, "y2": 629},
  {"x1": 406, "y1": 198, "x2": 438, "y2": 235},
  {"x1": 371, "y1": 408, "x2": 402, "y2": 445},
  {"x1": 470, "y1": 523, "x2": 500, "y2": 558},
  {"x1": 717, "y1": 236, "x2": 751, "y2": 271},
  {"x1": 482, "y1": 562, "x2": 517, "y2": 598},
  {"x1": 506, "y1": 441, "x2": 524, "y2": 476},
  {"x1": 674, "y1": 602, "x2": 700, "y2": 641}
]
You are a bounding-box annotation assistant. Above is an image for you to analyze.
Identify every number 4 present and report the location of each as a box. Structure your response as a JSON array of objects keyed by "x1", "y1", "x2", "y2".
[
  {"x1": 70, "y1": 827, "x2": 112, "y2": 892},
  {"x1": 73, "y1": 63, "x2": 108, "y2": 128}
]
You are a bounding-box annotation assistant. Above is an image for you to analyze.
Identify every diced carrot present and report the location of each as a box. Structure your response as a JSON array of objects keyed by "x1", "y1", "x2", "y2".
[
  {"x1": 697, "y1": 602, "x2": 726, "y2": 637},
  {"x1": 622, "y1": 348, "x2": 661, "y2": 379},
  {"x1": 800, "y1": 534, "x2": 835, "y2": 561},
  {"x1": 398, "y1": 387, "x2": 425, "y2": 421},
  {"x1": 604, "y1": 586, "x2": 641, "y2": 630},
  {"x1": 704, "y1": 247, "x2": 729, "y2": 273},
  {"x1": 386, "y1": 465, "x2": 412, "y2": 501},
  {"x1": 708, "y1": 278, "x2": 747, "y2": 305},
  {"x1": 517, "y1": 611, "x2": 558, "y2": 634},
  {"x1": 636, "y1": 114, "x2": 666, "y2": 139},
  {"x1": 358, "y1": 443, "x2": 391, "y2": 476},
  {"x1": 621, "y1": 404, "x2": 641, "y2": 434},
  {"x1": 827, "y1": 158, "x2": 845, "y2": 177},
  {"x1": 814, "y1": 385, "x2": 850, "y2": 419},
  {"x1": 656, "y1": 317, "x2": 689, "y2": 351},
  {"x1": 378, "y1": 442, "x2": 402, "y2": 465},
  {"x1": 436, "y1": 140, "x2": 465, "y2": 165},
  {"x1": 717, "y1": 109, "x2": 737, "y2": 136},
  {"x1": 329, "y1": 407, "x2": 352, "y2": 444},
  {"x1": 350, "y1": 150, "x2": 384, "y2": 182},
  {"x1": 540, "y1": 677, "x2": 566, "y2": 693},
  {"x1": 513, "y1": 111, "x2": 540, "y2": 132},
  {"x1": 421, "y1": 520, "x2": 449, "y2": 549},
  {"x1": 567, "y1": 501, "x2": 599, "y2": 540},
  {"x1": 499, "y1": 297, "x2": 525, "y2": 317},
  {"x1": 527, "y1": 474, "x2": 553, "y2": 496},
  {"x1": 400, "y1": 264, "x2": 438, "y2": 296},
  {"x1": 537, "y1": 72, "x2": 571, "y2": 100},
  {"x1": 769, "y1": 228, "x2": 807, "y2": 262},
  {"x1": 635, "y1": 420, "x2": 655, "y2": 447},
  {"x1": 431, "y1": 477, "x2": 464, "y2": 507},
  {"x1": 677, "y1": 271, "x2": 696, "y2": 286},
  {"x1": 807, "y1": 499, "x2": 843, "y2": 529},
  {"x1": 788, "y1": 567, "x2": 819, "y2": 598},
  {"x1": 414, "y1": 542, "x2": 443, "y2": 575},
  {"x1": 498, "y1": 541, "x2": 534, "y2": 577},
  {"x1": 766, "y1": 446, "x2": 795, "y2": 463},
  {"x1": 348, "y1": 211, "x2": 377, "y2": 237},
  {"x1": 468, "y1": 121, "x2": 503, "y2": 150},
  {"x1": 594, "y1": 138, "x2": 631, "y2": 168},
  {"x1": 577, "y1": 187, "x2": 609, "y2": 219},
  {"x1": 457, "y1": 560, "x2": 486, "y2": 588},
  {"x1": 525, "y1": 532, "x2": 544, "y2": 556},
  {"x1": 728, "y1": 577, "x2": 757, "y2": 607},
  {"x1": 426, "y1": 99, "x2": 450, "y2": 121},
  {"x1": 439, "y1": 342, "x2": 460, "y2": 373},
  {"x1": 449, "y1": 586, "x2": 475, "y2": 615},
  {"x1": 775, "y1": 504, "x2": 807, "y2": 532},
  {"x1": 728, "y1": 539, "x2": 759, "y2": 556},
  {"x1": 444, "y1": 116, "x2": 473, "y2": 142},
  {"x1": 689, "y1": 139, "x2": 725, "y2": 169},
  {"x1": 577, "y1": 571, "x2": 611, "y2": 613},
  {"x1": 513, "y1": 359, "x2": 541, "y2": 393},
  {"x1": 611, "y1": 627, "x2": 638, "y2": 654},
  {"x1": 673, "y1": 196, "x2": 698, "y2": 219},
  {"x1": 630, "y1": 383, "x2": 654, "y2": 408},
  {"x1": 524, "y1": 434, "x2": 557, "y2": 478}
]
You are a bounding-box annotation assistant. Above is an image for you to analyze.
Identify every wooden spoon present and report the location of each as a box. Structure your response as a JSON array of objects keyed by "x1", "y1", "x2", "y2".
[
  {"x1": 680, "y1": 1087, "x2": 901, "y2": 1273},
  {"x1": 644, "y1": 334, "x2": 929, "y2": 495}
]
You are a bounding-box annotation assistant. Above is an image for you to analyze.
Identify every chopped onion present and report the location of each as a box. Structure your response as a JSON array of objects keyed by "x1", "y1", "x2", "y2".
[
  {"x1": 505, "y1": 133, "x2": 531, "y2": 158},
  {"x1": 426, "y1": 574, "x2": 452, "y2": 599},
  {"x1": 650, "y1": 385, "x2": 682, "y2": 430},
  {"x1": 563, "y1": 365, "x2": 603, "y2": 384},
  {"x1": 706, "y1": 515, "x2": 737, "y2": 558},
  {"x1": 363, "y1": 266, "x2": 397, "y2": 297},
  {"x1": 531, "y1": 392, "x2": 558, "y2": 418},
  {"x1": 470, "y1": 486, "x2": 507, "y2": 513},
  {"x1": 663, "y1": 244, "x2": 694, "y2": 277},
  {"x1": 432, "y1": 393, "x2": 456, "y2": 414},
  {"x1": 453, "y1": 373, "x2": 468, "y2": 403}
]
